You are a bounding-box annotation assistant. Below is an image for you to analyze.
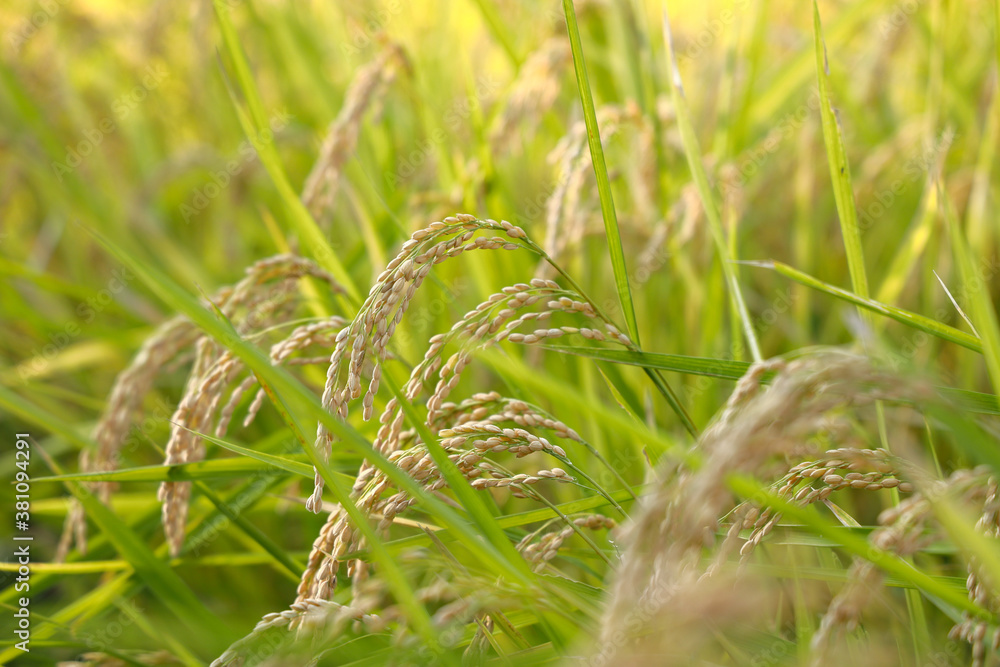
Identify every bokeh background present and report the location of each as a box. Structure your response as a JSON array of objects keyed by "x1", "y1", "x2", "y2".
[{"x1": 1, "y1": 0, "x2": 999, "y2": 664}]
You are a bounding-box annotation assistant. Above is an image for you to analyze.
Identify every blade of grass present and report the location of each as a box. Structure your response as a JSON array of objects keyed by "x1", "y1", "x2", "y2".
[
  {"x1": 661, "y1": 9, "x2": 762, "y2": 362},
  {"x1": 812, "y1": 2, "x2": 869, "y2": 313},
  {"x1": 941, "y1": 183, "x2": 1000, "y2": 409},
  {"x1": 756, "y1": 260, "x2": 982, "y2": 353},
  {"x1": 561, "y1": 0, "x2": 639, "y2": 344},
  {"x1": 32, "y1": 456, "x2": 314, "y2": 483},
  {"x1": 547, "y1": 345, "x2": 757, "y2": 380},
  {"x1": 177, "y1": 426, "x2": 358, "y2": 483},
  {"x1": 212, "y1": 0, "x2": 360, "y2": 303},
  {"x1": 543, "y1": 344, "x2": 1000, "y2": 416}
]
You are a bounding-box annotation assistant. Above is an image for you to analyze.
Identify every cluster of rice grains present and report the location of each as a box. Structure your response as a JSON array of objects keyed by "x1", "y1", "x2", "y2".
[
  {"x1": 597, "y1": 352, "x2": 1000, "y2": 666},
  {"x1": 143, "y1": 216, "x2": 623, "y2": 664},
  {"x1": 59, "y1": 255, "x2": 344, "y2": 559},
  {"x1": 79, "y1": 213, "x2": 1000, "y2": 664}
]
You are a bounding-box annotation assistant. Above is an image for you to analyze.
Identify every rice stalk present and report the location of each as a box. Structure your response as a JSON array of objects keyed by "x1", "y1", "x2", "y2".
[
  {"x1": 218, "y1": 215, "x2": 640, "y2": 662},
  {"x1": 58, "y1": 254, "x2": 343, "y2": 558},
  {"x1": 490, "y1": 37, "x2": 571, "y2": 152},
  {"x1": 539, "y1": 102, "x2": 654, "y2": 277},
  {"x1": 597, "y1": 351, "x2": 987, "y2": 664},
  {"x1": 301, "y1": 42, "x2": 410, "y2": 225}
]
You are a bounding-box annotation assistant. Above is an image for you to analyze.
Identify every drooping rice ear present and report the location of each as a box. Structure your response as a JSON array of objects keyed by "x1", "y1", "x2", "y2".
[
  {"x1": 159, "y1": 337, "x2": 220, "y2": 557},
  {"x1": 211, "y1": 597, "x2": 383, "y2": 667},
  {"x1": 952, "y1": 474, "x2": 1000, "y2": 667},
  {"x1": 598, "y1": 352, "x2": 934, "y2": 661},
  {"x1": 309, "y1": 215, "x2": 536, "y2": 511},
  {"x1": 516, "y1": 513, "x2": 616, "y2": 573},
  {"x1": 301, "y1": 42, "x2": 409, "y2": 225},
  {"x1": 490, "y1": 37, "x2": 572, "y2": 153},
  {"x1": 58, "y1": 254, "x2": 344, "y2": 560},
  {"x1": 57, "y1": 315, "x2": 200, "y2": 561}
]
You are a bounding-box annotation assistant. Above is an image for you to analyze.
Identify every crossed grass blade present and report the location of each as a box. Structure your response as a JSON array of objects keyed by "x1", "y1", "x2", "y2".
[
  {"x1": 213, "y1": 0, "x2": 360, "y2": 304},
  {"x1": 82, "y1": 223, "x2": 559, "y2": 653},
  {"x1": 661, "y1": 8, "x2": 762, "y2": 363}
]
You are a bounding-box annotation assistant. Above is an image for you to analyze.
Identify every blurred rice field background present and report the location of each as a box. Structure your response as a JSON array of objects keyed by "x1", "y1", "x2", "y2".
[{"x1": 2, "y1": 0, "x2": 1000, "y2": 664}]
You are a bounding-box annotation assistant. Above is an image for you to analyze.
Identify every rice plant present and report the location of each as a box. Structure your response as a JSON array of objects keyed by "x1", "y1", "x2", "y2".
[{"x1": 2, "y1": 0, "x2": 1000, "y2": 665}]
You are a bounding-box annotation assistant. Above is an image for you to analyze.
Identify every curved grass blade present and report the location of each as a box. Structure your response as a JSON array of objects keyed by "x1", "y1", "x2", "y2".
[
  {"x1": 758, "y1": 261, "x2": 982, "y2": 353},
  {"x1": 812, "y1": 2, "x2": 869, "y2": 312},
  {"x1": 561, "y1": 0, "x2": 639, "y2": 343},
  {"x1": 213, "y1": 0, "x2": 359, "y2": 303},
  {"x1": 547, "y1": 345, "x2": 756, "y2": 380},
  {"x1": 544, "y1": 344, "x2": 1000, "y2": 417},
  {"x1": 177, "y1": 426, "x2": 359, "y2": 484},
  {"x1": 661, "y1": 9, "x2": 761, "y2": 362}
]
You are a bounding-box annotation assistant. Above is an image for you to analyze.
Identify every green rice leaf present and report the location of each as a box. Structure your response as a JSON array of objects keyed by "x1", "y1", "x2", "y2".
[
  {"x1": 562, "y1": 0, "x2": 639, "y2": 343},
  {"x1": 661, "y1": 10, "x2": 762, "y2": 362},
  {"x1": 812, "y1": 2, "x2": 869, "y2": 310}
]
